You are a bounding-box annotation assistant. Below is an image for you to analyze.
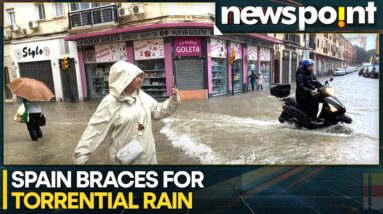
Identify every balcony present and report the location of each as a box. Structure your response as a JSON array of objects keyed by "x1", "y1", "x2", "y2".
[
  {"x1": 69, "y1": 5, "x2": 119, "y2": 29},
  {"x1": 284, "y1": 34, "x2": 301, "y2": 46}
]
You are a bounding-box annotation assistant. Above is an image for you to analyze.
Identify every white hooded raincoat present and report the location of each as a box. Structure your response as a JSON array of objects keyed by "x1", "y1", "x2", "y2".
[{"x1": 73, "y1": 61, "x2": 180, "y2": 164}]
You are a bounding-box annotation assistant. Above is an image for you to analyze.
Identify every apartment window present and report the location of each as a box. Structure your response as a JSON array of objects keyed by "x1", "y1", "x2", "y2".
[
  {"x1": 53, "y1": 3, "x2": 63, "y2": 17},
  {"x1": 91, "y1": 2, "x2": 112, "y2": 8},
  {"x1": 7, "y1": 9, "x2": 16, "y2": 25},
  {"x1": 70, "y1": 3, "x2": 90, "y2": 11},
  {"x1": 70, "y1": 2, "x2": 111, "y2": 11},
  {"x1": 36, "y1": 4, "x2": 46, "y2": 20}
]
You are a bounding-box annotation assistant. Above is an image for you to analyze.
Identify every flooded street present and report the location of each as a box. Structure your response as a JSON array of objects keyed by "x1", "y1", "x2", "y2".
[{"x1": 4, "y1": 72, "x2": 378, "y2": 165}]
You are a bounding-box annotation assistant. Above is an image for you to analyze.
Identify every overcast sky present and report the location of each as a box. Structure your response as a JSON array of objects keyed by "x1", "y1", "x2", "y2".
[{"x1": 342, "y1": 34, "x2": 377, "y2": 51}]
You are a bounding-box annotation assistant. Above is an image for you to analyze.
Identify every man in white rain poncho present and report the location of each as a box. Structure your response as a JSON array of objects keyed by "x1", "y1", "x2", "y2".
[{"x1": 73, "y1": 61, "x2": 180, "y2": 164}]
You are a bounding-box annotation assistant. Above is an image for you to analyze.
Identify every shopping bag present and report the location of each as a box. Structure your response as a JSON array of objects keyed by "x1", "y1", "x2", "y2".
[{"x1": 14, "y1": 103, "x2": 29, "y2": 123}]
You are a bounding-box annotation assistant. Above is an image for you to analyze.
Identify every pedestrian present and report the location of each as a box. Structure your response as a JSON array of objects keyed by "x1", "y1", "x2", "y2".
[
  {"x1": 257, "y1": 72, "x2": 264, "y2": 90},
  {"x1": 248, "y1": 71, "x2": 258, "y2": 91},
  {"x1": 73, "y1": 61, "x2": 181, "y2": 165},
  {"x1": 17, "y1": 97, "x2": 43, "y2": 141}
]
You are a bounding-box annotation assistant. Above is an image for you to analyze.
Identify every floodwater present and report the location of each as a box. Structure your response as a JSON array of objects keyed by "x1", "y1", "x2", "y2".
[{"x1": 4, "y1": 72, "x2": 379, "y2": 165}]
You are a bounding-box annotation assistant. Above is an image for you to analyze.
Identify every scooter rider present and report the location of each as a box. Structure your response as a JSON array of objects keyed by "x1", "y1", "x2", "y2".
[{"x1": 296, "y1": 59, "x2": 324, "y2": 123}]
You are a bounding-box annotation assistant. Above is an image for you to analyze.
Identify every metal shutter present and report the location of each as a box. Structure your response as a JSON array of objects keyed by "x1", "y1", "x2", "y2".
[
  {"x1": 18, "y1": 60, "x2": 56, "y2": 94},
  {"x1": 175, "y1": 59, "x2": 204, "y2": 90},
  {"x1": 282, "y1": 58, "x2": 289, "y2": 83}
]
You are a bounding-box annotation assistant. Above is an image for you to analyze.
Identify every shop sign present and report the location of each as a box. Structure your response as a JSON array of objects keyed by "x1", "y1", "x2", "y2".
[
  {"x1": 95, "y1": 43, "x2": 127, "y2": 63},
  {"x1": 174, "y1": 37, "x2": 201, "y2": 57},
  {"x1": 14, "y1": 42, "x2": 51, "y2": 62},
  {"x1": 77, "y1": 29, "x2": 212, "y2": 46},
  {"x1": 134, "y1": 38, "x2": 164, "y2": 60},
  {"x1": 247, "y1": 45, "x2": 258, "y2": 61},
  {"x1": 211, "y1": 38, "x2": 227, "y2": 58},
  {"x1": 260, "y1": 48, "x2": 271, "y2": 61},
  {"x1": 230, "y1": 42, "x2": 242, "y2": 59}
]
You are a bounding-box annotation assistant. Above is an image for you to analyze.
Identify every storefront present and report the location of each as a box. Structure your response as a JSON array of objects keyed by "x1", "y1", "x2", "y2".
[
  {"x1": 66, "y1": 23, "x2": 280, "y2": 100},
  {"x1": 229, "y1": 42, "x2": 243, "y2": 93},
  {"x1": 10, "y1": 38, "x2": 83, "y2": 102},
  {"x1": 210, "y1": 38, "x2": 228, "y2": 96},
  {"x1": 173, "y1": 37, "x2": 206, "y2": 99},
  {"x1": 247, "y1": 45, "x2": 258, "y2": 91},
  {"x1": 83, "y1": 42, "x2": 127, "y2": 99},
  {"x1": 134, "y1": 38, "x2": 167, "y2": 98},
  {"x1": 68, "y1": 23, "x2": 213, "y2": 100},
  {"x1": 259, "y1": 47, "x2": 272, "y2": 88}
]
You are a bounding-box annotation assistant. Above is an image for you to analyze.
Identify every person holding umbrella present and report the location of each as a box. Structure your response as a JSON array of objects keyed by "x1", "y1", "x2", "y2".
[
  {"x1": 8, "y1": 78, "x2": 54, "y2": 141},
  {"x1": 16, "y1": 97, "x2": 43, "y2": 141}
]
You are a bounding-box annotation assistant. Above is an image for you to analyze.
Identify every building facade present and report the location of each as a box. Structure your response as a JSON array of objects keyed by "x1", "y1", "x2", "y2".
[
  {"x1": 304, "y1": 33, "x2": 356, "y2": 76},
  {"x1": 268, "y1": 33, "x2": 305, "y2": 84},
  {"x1": 64, "y1": 2, "x2": 280, "y2": 100},
  {"x1": 4, "y1": 2, "x2": 280, "y2": 101},
  {"x1": 4, "y1": 2, "x2": 83, "y2": 102}
]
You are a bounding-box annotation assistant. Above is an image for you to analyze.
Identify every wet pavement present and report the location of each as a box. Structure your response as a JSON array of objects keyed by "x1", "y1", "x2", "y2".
[{"x1": 4, "y1": 72, "x2": 379, "y2": 165}]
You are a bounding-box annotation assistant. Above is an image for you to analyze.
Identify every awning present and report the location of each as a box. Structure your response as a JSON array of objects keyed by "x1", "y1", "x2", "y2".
[{"x1": 65, "y1": 22, "x2": 214, "y2": 41}]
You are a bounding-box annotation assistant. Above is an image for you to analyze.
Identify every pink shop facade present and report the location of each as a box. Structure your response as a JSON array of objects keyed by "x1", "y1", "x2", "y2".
[{"x1": 65, "y1": 23, "x2": 281, "y2": 100}]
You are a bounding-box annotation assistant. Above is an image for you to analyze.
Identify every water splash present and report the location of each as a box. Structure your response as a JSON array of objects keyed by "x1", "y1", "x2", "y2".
[{"x1": 160, "y1": 119, "x2": 222, "y2": 164}]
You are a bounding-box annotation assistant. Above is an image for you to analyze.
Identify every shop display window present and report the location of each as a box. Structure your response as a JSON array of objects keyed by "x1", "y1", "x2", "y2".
[
  {"x1": 212, "y1": 58, "x2": 228, "y2": 96},
  {"x1": 260, "y1": 48, "x2": 271, "y2": 88},
  {"x1": 260, "y1": 61, "x2": 271, "y2": 88},
  {"x1": 86, "y1": 62, "x2": 113, "y2": 99},
  {"x1": 136, "y1": 59, "x2": 167, "y2": 98},
  {"x1": 232, "y1": 60, "x2": 243, "y2": 92}
]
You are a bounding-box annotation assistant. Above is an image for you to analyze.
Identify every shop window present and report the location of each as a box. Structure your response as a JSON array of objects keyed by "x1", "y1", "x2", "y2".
[
  {"x1": 86, "y1": 63, "x2": 112, "y2": 99},
  {"x1": 259, "y1": 48, "x2": 271, "y2": 88},
  {"x1": 229, "y1": 42, "x2": 243, "y2": 93},
  {"x1": 232, "y1": 60, "x2": 243, "y2": 92},
  {"x1": 134, "y1": 38, "x2": 166, "y2": 98},
  {"x1": 35, "y1": 4, "x2": 46, "y2": 20},
  {"x1": 211, "y1": 38, "x2": 228, "y2": 96},
  {"x1": 212, "y1": 58, "x2": 228, "y2": 95},
  {"x1": 136, "y1": 59, "x2": 167, "y2": 98}
]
